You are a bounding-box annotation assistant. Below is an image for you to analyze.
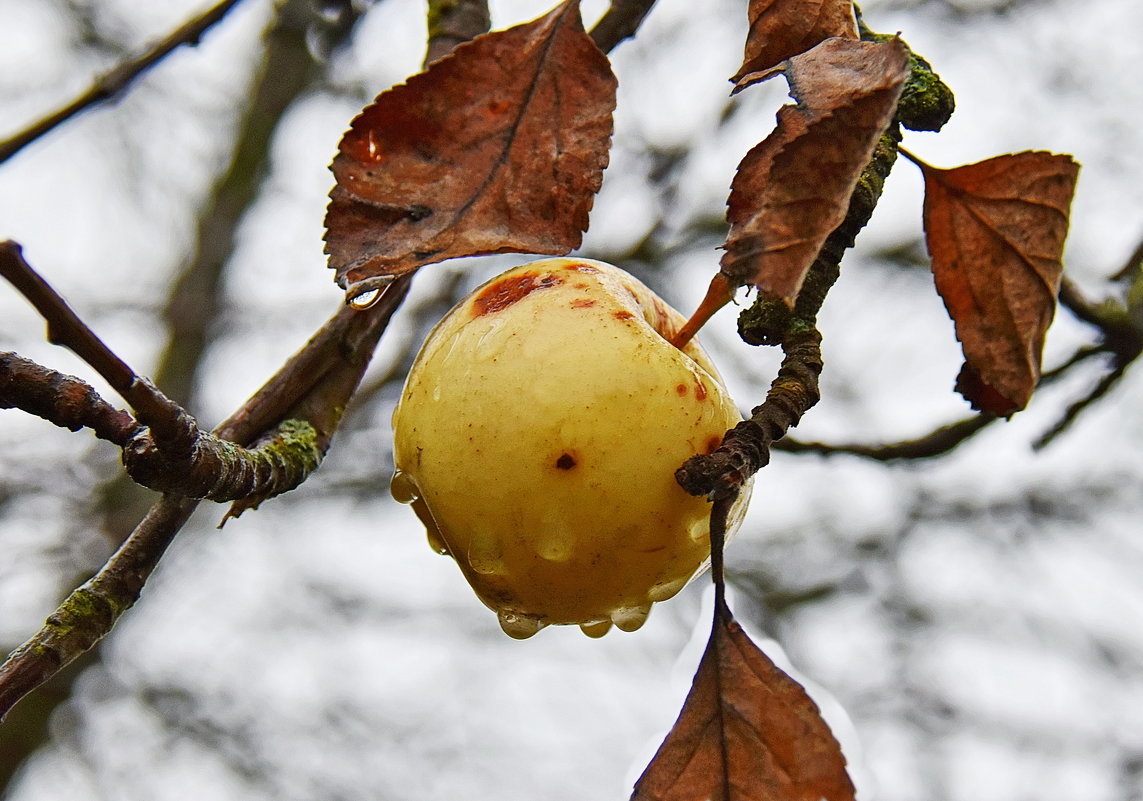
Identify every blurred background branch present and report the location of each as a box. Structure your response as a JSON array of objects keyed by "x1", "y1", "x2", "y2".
[{"x1": 0, "y1": 0, "x2": 248, "y2": 165}]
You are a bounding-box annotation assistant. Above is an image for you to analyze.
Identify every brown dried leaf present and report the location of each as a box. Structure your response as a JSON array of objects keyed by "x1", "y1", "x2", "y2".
[
  {"x1": 324, "y1": 0, "x2": 616, "y2": 297},
  {"x1": 920, "y1": 151, "x2": 1080, "y2": 416},
  {"x1": 721, "y1": 37, "x2": 909, "y2": 304},
  {"x1": 732, "y1": 0, "x2": 857, "y2": 84},
  {"x1": 632, "y1": 599, "x2": 854, "y2": 801}
]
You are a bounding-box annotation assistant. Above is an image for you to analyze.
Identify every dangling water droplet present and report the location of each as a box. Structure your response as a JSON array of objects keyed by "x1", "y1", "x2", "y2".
[
  {"x1": 611, "y1": 604, "x2": 652, "y2": 632},
  {"x1": 347, "y1": 276, "x2": 395, "y2": 309},
  {"x1": 579, "y1": 619, "x2": 612, "y2": 638},
  {"x1": 389, "y1": 470, "x2": 420, "y2": 504},
  {"x1": 648, "y1": 576, "x2": 689, "y2": 603},
  {"x1": 498, "y1": 612, "x2": 543, "y2": 639},
  {"x1": 425, "y1": 526, "x2": 450, "y2": 556},
  {"x1": 348, "y1": 288, "x2": 382, "y2": 309}
]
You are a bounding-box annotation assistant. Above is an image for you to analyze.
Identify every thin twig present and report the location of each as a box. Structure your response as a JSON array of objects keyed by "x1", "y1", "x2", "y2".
[
  {"x1": 1033, "y1": 359, "x2": 1132, "y2": 449},
  {"x1": 1057, "y1": 277, "x2": 1113, "y2": 331},
  {"x1": 0, "y1": 0, "x2": 247, "y2": 164},
  {"x1": 709, "y1": 494, "x2": 737, "y2": 610},
  {"x1": 0, "y1": 240, "x2": 191, "y2": 448},
  {"x1": 678, "y1": 327, "x2": 823, "y2": 499},
  {"x1": 776, "y1": 413, "x2": 996, "y2": 461}
]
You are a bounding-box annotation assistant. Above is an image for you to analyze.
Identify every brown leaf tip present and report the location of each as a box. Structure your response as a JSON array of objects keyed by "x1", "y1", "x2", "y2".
[{"x1": 732, "y1": 0, "x2": 859, "y2": 86}]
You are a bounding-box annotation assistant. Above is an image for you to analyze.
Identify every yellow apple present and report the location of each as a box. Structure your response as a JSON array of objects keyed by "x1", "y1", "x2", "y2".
[{"x1": 390, "y1": 258, "x2": 749, "y2": 638}]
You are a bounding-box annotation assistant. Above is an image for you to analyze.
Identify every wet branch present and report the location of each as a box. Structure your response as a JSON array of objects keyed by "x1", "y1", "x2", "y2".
[
  {"x1": 677, "y1": 30, "x2": 956, "y2": 497},
  {"x1": 0, "y1": 272, "x2": 412, "y2": 720},
  {"x1": 0, "y1": 0, "x2": 248, "y2": 165},
  {"x1": 0, "y1": 241, "x2": 409, "y2": 509},
  {"x1": 0, "y1": 352, "x2": 136, "y2": 445},
  {"x1": 0, "y1": 495, "x2": 198, "y2": 721}
]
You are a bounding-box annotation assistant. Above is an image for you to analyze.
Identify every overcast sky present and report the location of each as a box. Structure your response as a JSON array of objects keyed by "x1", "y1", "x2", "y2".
[{"x1": 1, "y1": 1, "x2": 1142, "y2": 800}]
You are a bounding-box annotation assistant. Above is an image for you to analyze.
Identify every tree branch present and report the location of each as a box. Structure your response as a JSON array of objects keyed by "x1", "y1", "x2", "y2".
[
  {"x1": 677, "y1": 30, "x2": 959, "y2": 495},
  {"x1": 776, "y1": 413, "x2": 996, "y2": 460},
  {"x1": 0, "y1": 271, "x2": 412, "y2": 719},
  {"x1": 2, "y1": 239, "x2": 416, "y2": 509},
  {"x1": 0, "y1": 0, "x2": 248, "y2": 165},
  {"x1": 0, "y1": 494, "x2": 199, "y2": 721},
  {"x1": 0, "y1": 352, "x2": 136, "y2": 445},
  {"x1": 155, "y1": 0, "x2": 347, "y2": 411},
  {"x1": 0, "y1": 0, "x2": 250, "y2": 164}
]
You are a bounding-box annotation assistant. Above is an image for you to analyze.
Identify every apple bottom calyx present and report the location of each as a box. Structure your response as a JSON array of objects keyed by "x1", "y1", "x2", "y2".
[{"x1": 390, "y1": 258, "x2": 751, "y2": 638}]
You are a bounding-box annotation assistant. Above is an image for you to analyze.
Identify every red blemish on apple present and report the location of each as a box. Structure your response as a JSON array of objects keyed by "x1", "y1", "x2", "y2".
[
  {"x1": 613, "y1": 310, "x2": 635, "y2": 321},
  {"x1": 571, "y1": 298, "x2": 597, "y2": 309},
  {"x1": 705, "y1": 436, "x2": 721, "y2": 453},
  {"x1": 472, "y1": 272, "x2": 563, "y2": 317},
  {"x1": 565, "y1": 263, "x2": 600, "y2": 273},
  {"x1": 675, "y1": 383, "x2": 688, "y2": 396},
  {"x1": 694, "y1": 381, "x2": 708, "y2": 401}
]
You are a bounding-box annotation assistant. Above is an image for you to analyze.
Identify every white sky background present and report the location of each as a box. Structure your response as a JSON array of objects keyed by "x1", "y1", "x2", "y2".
[{"x1": 1, "y1": 0, "x2": 1142, "y2": 800}]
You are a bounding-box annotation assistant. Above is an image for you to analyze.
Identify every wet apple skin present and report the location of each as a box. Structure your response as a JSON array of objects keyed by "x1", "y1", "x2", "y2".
[{"x1": 392, "y1": 258, "x2": 749, "y2": 636}]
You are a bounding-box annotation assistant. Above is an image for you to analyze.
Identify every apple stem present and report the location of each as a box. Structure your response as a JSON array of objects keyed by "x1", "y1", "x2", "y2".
[{"x1": 670, "y1": 273, "x2": 735, "y2": 349}]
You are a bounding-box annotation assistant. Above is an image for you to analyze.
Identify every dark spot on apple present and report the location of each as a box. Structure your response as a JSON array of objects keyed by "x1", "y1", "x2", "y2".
[
  {"x1": 555, "y1": 452, "x2": 577, "y2": 470},
  {"x1": 675, "y1": 383, "x2": 688, "y2": 396},
  {"x1": 472, "y1": 272, "x2": 563, "y2": 317},
  {"x1": 705, "y1": 436, "x2": 721, "y2": 453},
  {"x1": 613, "y1": 310, "x2": 635, "y2": 321},
  {"x1": 571, "y1": 298, "x2": 597, "y2": 309}
]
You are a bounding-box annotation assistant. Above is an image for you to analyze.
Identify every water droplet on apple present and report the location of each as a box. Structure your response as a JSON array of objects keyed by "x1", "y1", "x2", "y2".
[
  {"x1": 389, "y1": 470, "x2": 420, "y2": 503},
  {"x1": 426, "y1": 526, "x2": 451, "y2": 556},
  {"x1": 579, "y1": 619, "x2": 612, "y2": 638},
  {"x1": 611, "y1": 603, "x2": 652, "y2": 632},
  {"x1": 499, "y1": 612, "x2": 543, "y2": 639},
  {"x1": 647, "y1": 576, "x2": 689, "y2": 602}
]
